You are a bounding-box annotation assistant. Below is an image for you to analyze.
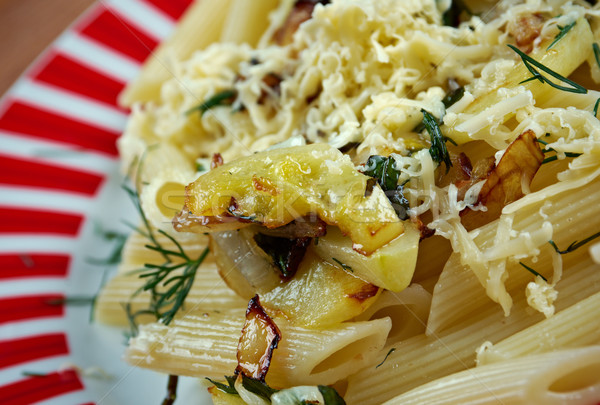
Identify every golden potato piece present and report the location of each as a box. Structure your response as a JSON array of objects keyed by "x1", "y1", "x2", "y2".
[{"x1": 176, "y1": 144, "x2": 403, "y2": 255}]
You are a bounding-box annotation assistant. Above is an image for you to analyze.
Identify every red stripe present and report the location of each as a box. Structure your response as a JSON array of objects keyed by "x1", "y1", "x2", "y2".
[
  {"x1": 0, "y1": 333, "x2": 69, "y2": 368},
  {"x1": 0, "y1": 102, "x2": 119, "y2": 156},
  {"x1": 144, "y1": 0, "x2": 194, "y2": 20},
  {"x1": 0, "y1": 294, "x2": 64, "y2": 324},
  {"x1": 0, "y1": 254, "x2": 70, "y2": 279},
  {"x1": 79, "y1": 9, "x2": 158, "y2": 63},
  {"x1": 0, "y1": 370, "x2": 83, "y2": 405},
  {"x1": 0, "y1": 154, "x2": 104, "y2": 196},
  {"x1": 0, "y1": 207, "x2": 83, "y2": 235},
  {"x1": 33, "y1": 53, "x2": 126, "y2": 108}
]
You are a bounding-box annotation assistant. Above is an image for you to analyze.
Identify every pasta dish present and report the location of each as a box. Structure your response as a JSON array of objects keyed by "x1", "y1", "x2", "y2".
[{"x1": 96, "y1": 0, "x2": 600, "y2": 403}]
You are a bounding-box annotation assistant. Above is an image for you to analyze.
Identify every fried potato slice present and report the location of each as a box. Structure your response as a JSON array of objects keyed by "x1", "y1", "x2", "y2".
[{"x1": 176, "y1": 144, "x2": 403, "y2": 255}]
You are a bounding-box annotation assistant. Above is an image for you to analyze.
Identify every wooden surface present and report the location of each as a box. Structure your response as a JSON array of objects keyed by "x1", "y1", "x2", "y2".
[{"x1": 0, "y1": 0, "x2": 96, "y2": 97}]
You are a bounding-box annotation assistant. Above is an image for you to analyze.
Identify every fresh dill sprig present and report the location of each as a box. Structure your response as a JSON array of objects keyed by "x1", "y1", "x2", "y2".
[
  {"x1": 332, "y1": 258, "x2": 353, "y2": 273},
  {"x1": 594, "y1": 98, "x2": 600, "y2": 118},
  {"x1": 86, "y1": 225, "x2": 128, "y2": 266},
  {"x1": 421, "y1": 108, "x2": 453, "y2": 173},
  {"x1": 508, "y1": 44, "x2": 587, "y2": 94},
  {"x1": 549, "y1": 231, "x2": 600, "y2": 255},
  {"x1": 519, "y1": 261, "x2": 548, "y2": 282},
  {"x1": 546, "y1": 21, "x2": 576, "y2": 51},
  {"x1": 122, "y1": 184, "x2": 210, "y2": 328},
  {"x1": 186, "y1": 89, "x2": 237, "y2": 116}
]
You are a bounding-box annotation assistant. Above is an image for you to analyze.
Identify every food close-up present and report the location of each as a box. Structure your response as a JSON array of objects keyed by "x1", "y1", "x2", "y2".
[{"x1": 1, "y1": 0, "x2": 600, "y2": 404}]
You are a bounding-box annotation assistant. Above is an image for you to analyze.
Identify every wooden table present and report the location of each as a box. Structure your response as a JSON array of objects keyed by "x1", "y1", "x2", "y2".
[{"x1": 0, "y1": 0, "x2": 96, "y2": 96}]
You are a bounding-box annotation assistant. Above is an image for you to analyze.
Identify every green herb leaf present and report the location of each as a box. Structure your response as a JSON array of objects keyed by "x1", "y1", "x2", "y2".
[
  {"x1": 318, "y1": 385, "x2": 347, "y2": 405},
  {"x1": 206, "y1": 377, "x2": 239, "y2": 395},
  {"x1": 332, "y1": 258, "x2": 353, "y2": 273},
  {"x1": 508, "y1": 44, "x2": 587, "y2": 94},
  {"x1": 241, "y1": 375, "x2": 279, "y2": 399},
  {"x1": 442, "y1": 86, "x2": 465, "y2": 109},
  {"x1": 254, "y1": 233, "x2": 311, "y2": 279},
  {"x1": 375, "y1": 348, "x2": 396, "y2": 368},
  {"x1": 593, "y1": 43, "x2": 600, "y2": 70},
  {"x1": 546, "y1": 21, "x2": 576, "y2": 50},
  {"x1": 22, "y1": 371, "x2": 48, "y2": 377},
  {"x1": 186, "y1": 89, "x2": 238, "y2": 116},
  {"x1": 122, "y1": 182, "x2": 210, "y2": 329},
  {"x1": 594, "y1": 98, "x2": 600, "y2": 118},
  {"x1": 362, "y1": 155, "x2": 400, "y2": 191},
  {"x1": 421, "y1": 109, "x2": 453, "y2": 173},
  {"x1": 519, "y1": 261, "x2": 548, "y2": 282},
  {"x1": 361, "y1": 156, "x2": 411, "y2": 220},
  {"x1": 549, "y1": 231, "x2": 600, "y2": 255}
]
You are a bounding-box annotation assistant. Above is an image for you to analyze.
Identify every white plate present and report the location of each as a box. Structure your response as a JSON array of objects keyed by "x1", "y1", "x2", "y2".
[{"x1": 0, "y1": 0, "x2": 212, "y2": 403}]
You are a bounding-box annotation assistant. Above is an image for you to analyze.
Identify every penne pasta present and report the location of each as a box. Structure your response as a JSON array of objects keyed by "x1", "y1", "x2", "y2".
[
  {"x1": 125, "y1": 313, "x2": 391, "y2": 387},
  {"x1": 382, "y1": 346, "x2": 600, "y2": 405}
]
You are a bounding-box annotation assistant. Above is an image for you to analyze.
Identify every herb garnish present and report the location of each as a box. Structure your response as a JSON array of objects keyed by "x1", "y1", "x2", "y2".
[
  {"x1": 206, "y1": 376, "x2": 346, "y2": 404},
  {"x1": 593, "y1": 43, "x2": 600, "y2": 70},
  {"x1": 375, "y1": 348, "x2": 396, "y2": 368},
  {"x1": 206, "y1": 376, "x2": 238, "y2": 395},
  {"x1": 123, "y1": 184, "x2": 210, "y2": 328},
  {"x1": 594, "y1": 98, "x2": 600, "y2": 118},
  {"x1": 22, "y1": 371, "x2": 49, "y2": 377},
  {"x1": 332, "y1": 258, "x2": 353, "y2": 272},
  {"x1": 519, "y1": 261, "x2": 548, "y2": 282},
  {"x1": 536, "y1": 138, "x2": 582, "y2": 164},
  {"x1": 186, "y1": 89, "x2": 238, "y2": 116},
  {"x1": 421, "y1": 109, "x2": 453, "y2": 173},
  {"x1": 546, "y1": 21, "x2": 576, "y2": 51},
  {"x1": 442, "y1": 86, "x2": 465, "y2": 109},
  {"x1": 86, "y1": 226, "x2": 128, "y2": 266},
  {"x1": 254, "y1": 233, "x2": 311, "y2": 279},
  {"x1": 549, "y1": 231, "x2": 600, "y2": 255},
  {"x1": 363, "y1": 155, "x2": 400, "y2": 191},
  {"x1": 207, "y1": 375, "x2": 278, "y2": 399},
  {"x1": 507, "y1": 44, "x2": 587, "y2": 94},
  {"x1": 362, "y1": 155, "x2": 410, "y2": 220},
  {"x1": 318, "y1": 385, "x2": 346, "y2": 404}
]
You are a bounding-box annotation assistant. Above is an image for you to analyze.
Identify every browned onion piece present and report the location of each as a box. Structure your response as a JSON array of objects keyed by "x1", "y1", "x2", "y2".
[
  {"x1": 236, "y1": 295, "x2": 282, "y2": 382},
  {"x1": 256, "y1": 217, "x2": 327, "y2": 239},
  {"x1": 273, "y1": 1, "x2": 330, "y2": 45},
  {"x1": 461, "y1": 130, "x2": 544, "y2": 230}
]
